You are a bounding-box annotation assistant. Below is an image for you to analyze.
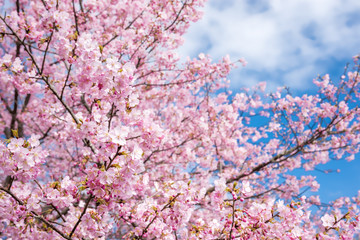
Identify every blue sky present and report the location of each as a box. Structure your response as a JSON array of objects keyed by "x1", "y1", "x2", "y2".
[{"x1": 181, "y1": 0, "x2": 360, "y2": 203}]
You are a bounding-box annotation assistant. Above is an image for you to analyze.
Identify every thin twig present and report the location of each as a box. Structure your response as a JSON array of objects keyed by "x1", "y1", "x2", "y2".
[{"x1": 69, "y1": 194, "x2": 93, "y2": 238}]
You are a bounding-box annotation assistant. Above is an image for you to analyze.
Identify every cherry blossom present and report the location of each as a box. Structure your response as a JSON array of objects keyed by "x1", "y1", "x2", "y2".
[
  {"x1": 321, "y1": 214, "x2": 335, "y2": 228},
  {"x1": 0, "y1": 0, "x2": 360, "y2": 239}
]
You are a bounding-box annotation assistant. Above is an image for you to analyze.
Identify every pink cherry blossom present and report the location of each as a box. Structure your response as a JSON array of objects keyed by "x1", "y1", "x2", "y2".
[
  {"x1": 321, "y1": 214, "x2": 335, "y2": 228},
  {"x1": 0, "y1": 0, "x2": 359, "y2": 239},
  {"x1": 109, "y1": 126, "x2": 129, "y2": 146}
]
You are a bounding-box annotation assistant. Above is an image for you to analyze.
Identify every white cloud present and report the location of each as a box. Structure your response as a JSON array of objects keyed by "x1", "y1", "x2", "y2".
[{"x1": 180, "y1": 0, "x2": 360, "y2": 91}]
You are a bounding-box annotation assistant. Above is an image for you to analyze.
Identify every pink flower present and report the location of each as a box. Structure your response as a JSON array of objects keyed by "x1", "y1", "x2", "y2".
[
  {"x1": 99, "y1": 168, "x2": 116, "y2": 185},
  {"x1": 258, "y1": 81, "x2": 266, "y2": 91},
  {"x1": 321, "y1": 214, "x2": 335, "y2": 227},
  {"x1": 12, "y1": 57, "x2": 23, "y2": 72},
  {"x1": 292, "y1": 226, "x2": 302, "y2": 237},
  {"x1": 109, "y1": 126, "x2": 129, "y2": 145},
  {"x1": 241, "y1": 181, "x2": 252, "y2": 194},
  {"x1": 2, "y1": 54, "x2": 12, "y2": 67},
  {"x1": 128, "y1": 92, "x2": 139, "y2": 108},
  {"x1": 61, "y1": 176, "x2": 76, "y2": 192},
  {"x1": 7, "y1": 138, "x2": 24, "y2": 151},
  {"x1": 28, "y1": 135, "x2": 40, "y2": 148},
  {"x1": 239, "y1": 57, "x2": 247, "y2": 67},
  {"x1": 131, "y1": 145, "x2": 143, "y2": 160}
]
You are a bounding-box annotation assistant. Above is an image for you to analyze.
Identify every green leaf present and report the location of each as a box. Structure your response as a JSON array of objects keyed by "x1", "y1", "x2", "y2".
[{"x1": 11, "y1": 129, "x2": 18, "y2": 138}]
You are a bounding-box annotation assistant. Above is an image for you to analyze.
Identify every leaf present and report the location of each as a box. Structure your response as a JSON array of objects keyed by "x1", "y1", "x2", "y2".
[{"x1": 11, "y1": 129, "x2": 18, "y2": 138}]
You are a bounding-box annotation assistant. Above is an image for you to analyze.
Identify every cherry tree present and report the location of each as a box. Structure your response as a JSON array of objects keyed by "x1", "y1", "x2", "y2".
[{"x1": 1, "y1": 0, "x2": 360, "y2": 239}]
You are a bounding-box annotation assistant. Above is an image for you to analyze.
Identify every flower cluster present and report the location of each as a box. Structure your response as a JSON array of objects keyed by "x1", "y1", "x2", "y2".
[{"x1": 0, "y1": 0, "x2": 360, "y2": 239}]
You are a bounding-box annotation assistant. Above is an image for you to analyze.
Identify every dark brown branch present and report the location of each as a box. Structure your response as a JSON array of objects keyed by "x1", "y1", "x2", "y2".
[
  {"x1": 40, "y1": 31, "x2": 54, "y2": 75},
  {"x1": 143, "y1": 137, "x2": 195, "y2": 164},
  {"x1": 105, "y1": 145, "x2": 122, "y2": 171},
  {"x1": 80, "y1": 94, "x2": 91, "y2": 114},
  {"x1": 0, "y1": 187, "x2": 70, "y2": 239},
  {"x1": 164, "y1": 1, "x2": 187, "y2": 31},
  {"x1": 40, "y1": 0, "x2": 48, "y2": 10},
  {"x1": 224, "y1": 187, "x2": 284, "y2": 201},
  {"x1": 0, "y1": 16, "x2": 41, "y2": 73},
  {"x1": 137, "y1": 193, "x2": 181, "y2": 239},
  {"x1": 69, "y1": 194, "x2": 93, "y2": 238},
  {"x1": 61, "y1": 64, "x2": 72, "y2": 99},
  {"x1": 1, "y1": 15, "x2": 97, "y2": 155},
  {"x1": 50, "y1": 204, "x2": 66, "y2": 222},
  {"x1": 79, "y1": 0, "x2": 84, "y2": 13},
  {"x1": 107, "y1": 103, "x2": 117, "y2": 131},
  {"x1": 21, "y1": 94, "x2": 31, "y2": 112},
  {"x1": 39, "y1": 126, "x2": 52, "y2": 141},
  {"x1": 229, "y1": 199, "x2": 236, "y2": 239},
  {"x1": 33, "y1": 215, "x2": 70, "y2": 239},
  {"x1": 0, "y1": 96, "x2": 12, "y2": 113},
  {"x1": 102, "y1": 9, "x2": 145, "y2": 48},
  {"x1": 72, "y1": 0, "x2": 80, "y2": 35},
  {"x1": 0, "y1": 186, "x2": 24, "y2": 205},
  {"x1": 206, "y1": 117, "x2": 339, "y2": 195}
]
